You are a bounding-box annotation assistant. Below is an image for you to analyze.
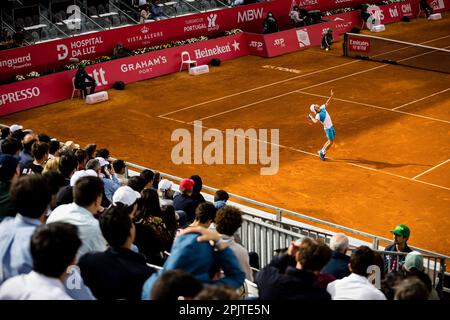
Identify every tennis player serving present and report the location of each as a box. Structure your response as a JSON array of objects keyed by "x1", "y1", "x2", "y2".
[{"x1": 307, "y1": 89, "x2": 335, "y2": 161}]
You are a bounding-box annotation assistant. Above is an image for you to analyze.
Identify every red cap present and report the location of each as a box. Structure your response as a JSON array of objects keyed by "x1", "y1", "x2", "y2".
[{"x1": 179, "y1": 178, "x2": 195, "y2": 190}]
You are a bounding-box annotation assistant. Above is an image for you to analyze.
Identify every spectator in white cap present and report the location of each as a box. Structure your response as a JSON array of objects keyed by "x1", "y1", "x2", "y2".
[
  {"x1": 402, "y1": 251, "x2": 440, "y2": 300},
  {"x1": 112, "y1": 186, "x2": 141, "y2": 219},
  {"x1": 158, "y1": 179, "x2": 174, "y2": 207},
  {"x1": 95, "y1": 157, "x2": 120, "y2": 203},
  {"x1": 56, "y1": 170, "x2": 98, "y2": 207},
  {"x1": 9, "y1": 124, "x2": 23, "y2": 135}
]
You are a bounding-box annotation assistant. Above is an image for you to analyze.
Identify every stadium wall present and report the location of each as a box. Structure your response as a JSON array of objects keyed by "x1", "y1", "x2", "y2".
[{"x1": 2, "y1": 0, "x2": 448, "y2": 79}]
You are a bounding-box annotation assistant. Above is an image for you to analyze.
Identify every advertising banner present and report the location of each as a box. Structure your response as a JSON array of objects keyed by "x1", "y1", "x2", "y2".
[
  {"x1": 0, "y1": 1, "x2": 291, "y2": 81},
  {"x1": 0, "y1": 33, "x2": 247, "y2": 116}
]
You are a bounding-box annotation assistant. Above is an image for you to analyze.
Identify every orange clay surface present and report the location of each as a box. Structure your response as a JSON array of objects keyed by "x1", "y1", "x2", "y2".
[{"x1": 2, "y1": 13, "x2": 449, "y2": 256}]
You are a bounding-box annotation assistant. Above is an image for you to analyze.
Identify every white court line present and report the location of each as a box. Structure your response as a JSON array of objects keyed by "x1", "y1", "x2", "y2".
[
  {"x1": 412, "y1": 159, "x2": 450, "y2": 180},
  {"x1": 296, "y1": 91, "x2": 450, "y2": 124},
  {"x1": 159, "y1": 34, "x2": 450, "y2": 118},
  {"x1": 392, "y1": 88, "x2": 450, "y2": 110},
  {"x1": 160, "y1": 115, "x2": 450, "y2": 191},
  {"x1": 195, "y1": 41, "x2": 450, "y2": 122},
  {"x1": 158, "y1": 59, "x2": 360, "y2": 117},
  {"x1": 195, "y1": 63, "x2": 388, "y2": 122}
]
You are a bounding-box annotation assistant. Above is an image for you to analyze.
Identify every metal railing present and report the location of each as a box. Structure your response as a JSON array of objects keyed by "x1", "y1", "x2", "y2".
[{"x1": 119, "y1": 160, "x2": 448, "y2": 297}]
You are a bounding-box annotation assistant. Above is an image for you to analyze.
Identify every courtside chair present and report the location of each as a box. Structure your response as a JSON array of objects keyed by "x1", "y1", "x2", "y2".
[
  {"x1": 180, "y1": 51, "x2": 197, "y2": 71},
  {"x1": 71, "y1": 78, "x2": 85, "y2": 100}
]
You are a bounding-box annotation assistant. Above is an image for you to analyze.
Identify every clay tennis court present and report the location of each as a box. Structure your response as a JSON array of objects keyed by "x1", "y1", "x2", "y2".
[{"x1": 2, "y1": 13, "x2": 449, "y2": 256}]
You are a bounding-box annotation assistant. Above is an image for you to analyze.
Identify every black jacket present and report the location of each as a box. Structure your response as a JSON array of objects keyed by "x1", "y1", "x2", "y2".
[
  {"x1": 78, "y1": 247, "x2": 155, "y2": 300},
  {"x1": 384, "y1": 243, "x2": 412, "y2": 272},
  {"x1": 255, "y1": 254, "x2": 331, "y2": 300},
  {"x1": 173, "y1": 194, "x2": 198, "y2": 223},
  {"x1": 75, "y1": 69, "x2": 94, "y2": 88},
  {"x1": 322, "y1": 251, "x2": 350, "y2": 279}
]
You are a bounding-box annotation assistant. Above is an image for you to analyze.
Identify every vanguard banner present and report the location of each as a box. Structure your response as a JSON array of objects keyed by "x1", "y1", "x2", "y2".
[{"x1": 0, "y1": 33, "x2": 247, "y2": 116}]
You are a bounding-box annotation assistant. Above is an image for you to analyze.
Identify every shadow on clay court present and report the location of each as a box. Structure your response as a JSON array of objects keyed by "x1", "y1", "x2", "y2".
[{"x1": 329, "y1": 158, "x2": 430, "y2": 170}]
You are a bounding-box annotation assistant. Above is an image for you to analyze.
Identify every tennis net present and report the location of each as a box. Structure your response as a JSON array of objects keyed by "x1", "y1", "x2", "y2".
[{"x1": 343, "y1": 33, "x2": 450, "y2": 74}]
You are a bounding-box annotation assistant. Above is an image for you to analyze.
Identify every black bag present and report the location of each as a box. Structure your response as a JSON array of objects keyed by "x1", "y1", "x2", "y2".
[
  {"x1": 113, "y1": 81, "x2": 125, "y2": 90},
  {"x1": 209, "y1": 58, "x2": 221, "y2": 66}
]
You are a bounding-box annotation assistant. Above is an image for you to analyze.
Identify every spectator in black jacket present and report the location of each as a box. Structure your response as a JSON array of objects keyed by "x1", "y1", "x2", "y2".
[
  {"x1": 173, "y1": 178, "x2": 199, "y2": 224},
  {"x1": 74, "y1": 63, "x2": 96, "y2": 98},
  {"x1": 190, "y1": 174, "x2": 205, "y2": 203},
  {"x1": 322, "y1": 233, "x2": 350, "y2": 279},
  {"x1": 262, "y1": 12, "x2": 279, "y2": 34},
  {"x1": 78, "y1": 205, "x2": 156, "y2": 300},
  {"x1": 384, "y1": 224, "x2": 412, "y2": 272},
  {"x1": 256, "y1": 238, "x2": 332, "y2": 300}
]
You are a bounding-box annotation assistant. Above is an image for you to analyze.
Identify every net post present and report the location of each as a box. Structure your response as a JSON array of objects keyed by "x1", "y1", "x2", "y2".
[{"x1": 343, "y1": 33, "x2": 348, "y2": 57}]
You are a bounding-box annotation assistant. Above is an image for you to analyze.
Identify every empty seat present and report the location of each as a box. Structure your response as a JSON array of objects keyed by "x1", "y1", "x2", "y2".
[
  {"x1": 112, "y1": 15, "x2": 121, "y2": 26},
  {"x1": 16, "y1": 18, "x2": 25, "y2": 28},
  {"x1": 120, "y1": 15, "x2": 128, "y2": 25},
  {"x1": 54, "y1": 12, "x2": 63, "y2": 23},
  {"x1": 31, "y1": 31, "x2": 40, "y2": 42},
  {"x1": 88, "y1": 6, "x2": 98, "y2": 17},
  {"x1": 32, "y1": 15, "x2": 40, "y2": 25},
  {"x1": 97, "y1": 4, "x2": 106, "y2": 15},
  {"x1": 58, "y1": 10, "x2": 67, "y2": 20},
  {"x1": 40, "y1": 28, "x2": 49, "y2": 40},
  {"x1": 25, "y1": 16, "x2": 33, "y2": 27},
  {"x1": 48, "y1": 27, "x2": 58, "y2": 37}
]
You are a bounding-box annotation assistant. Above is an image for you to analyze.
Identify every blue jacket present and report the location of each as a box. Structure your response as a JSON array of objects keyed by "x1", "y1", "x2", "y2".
[
  {"x1": 141, "y1": 233, "x2": 245, "y2": 299},
  {"x1": 322, "y1": 251, "x2": 350, "y2": 279}
]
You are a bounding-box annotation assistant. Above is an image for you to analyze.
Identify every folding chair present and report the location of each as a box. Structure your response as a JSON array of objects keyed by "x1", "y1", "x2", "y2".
[
  {"x1": 71, "y1": 77, "x2": 85, "y2": 100},
  {"x1": 179, "y1": 51, "x2": 197, "y2": 72}
]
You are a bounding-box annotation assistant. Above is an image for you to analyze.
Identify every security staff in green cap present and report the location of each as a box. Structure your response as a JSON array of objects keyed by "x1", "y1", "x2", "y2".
[
  {"x1": 384, "y1": 224, "x2": 412, "y2": 272},
  {"x1": 75, "y1": 63, "x2": 96, "y2": 98}
]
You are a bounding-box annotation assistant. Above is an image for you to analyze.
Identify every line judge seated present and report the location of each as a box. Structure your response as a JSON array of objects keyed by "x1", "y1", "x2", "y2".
[{"x1": 75, "y1": 63, "x2": 96, "y2": 98}]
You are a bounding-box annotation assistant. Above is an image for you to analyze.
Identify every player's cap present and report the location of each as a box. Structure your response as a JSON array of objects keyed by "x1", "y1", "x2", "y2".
[
  {"x1": 310, "y1": 104, "x2": 317, "y2": 113},
  {"x1": 390, "y1": 224, "x2": 410, "y2": 237}
]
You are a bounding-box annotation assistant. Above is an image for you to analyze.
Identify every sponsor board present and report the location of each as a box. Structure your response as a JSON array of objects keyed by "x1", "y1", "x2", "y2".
[
  {"x1": 0, "y1": 0, "x2": 291, "y2": 80},
  {"x1": 0, "y1": 53, "x2": 32, "y2": 70},
  {"x1": 0, "y1": 86, "x2": 40, "y2": 106},
  {"x1": 0, "y1": 34, "x2": 247, "y2": 116},
  {"x1": 348, "y1": 37, "x2": 370, "y2": 52}
]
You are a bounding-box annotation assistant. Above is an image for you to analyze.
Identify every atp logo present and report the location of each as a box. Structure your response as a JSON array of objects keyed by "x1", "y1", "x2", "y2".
[
  {"x1": 366, "y1": 5, "x2": 383, "y2": 30},
  {"x1": 207, "y1": 14, "x2": 218, "y2": 30},
  {"x1": 430, "y1": 0, "x2": 445, "y2": 9}
]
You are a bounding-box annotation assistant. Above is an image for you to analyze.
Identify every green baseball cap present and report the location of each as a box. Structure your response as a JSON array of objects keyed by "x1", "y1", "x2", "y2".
[{"x1": 390, "y1": 224, "x2": 410, "y2": 237}]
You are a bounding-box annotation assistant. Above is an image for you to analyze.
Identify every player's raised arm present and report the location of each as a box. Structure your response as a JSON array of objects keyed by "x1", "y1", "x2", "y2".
[
  {"x1": 308, "y1": 113, "x2": 319, "y2": 123},
  {"x1": 325, "y1": 89, "x2": 334, "y2": 107}
]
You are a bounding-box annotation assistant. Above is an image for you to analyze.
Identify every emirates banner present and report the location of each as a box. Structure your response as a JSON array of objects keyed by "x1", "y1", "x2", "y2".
[{"x1": 0, "y1": 33, "x2": 248, "y2": 116}]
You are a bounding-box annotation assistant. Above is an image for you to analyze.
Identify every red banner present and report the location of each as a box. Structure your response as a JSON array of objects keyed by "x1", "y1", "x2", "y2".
[
  {"x1": 0, "y1": 1, "x2": 291, "y2": 81},
  {"x1": 326, "y1": 10, "x2": 363, "y2": 34},
  {"x1": 259, "y1": 22, "x2": 339, "y2": 57},
  {"x1": 0, "y1": 33, "x2": 247, "y2": 116}
]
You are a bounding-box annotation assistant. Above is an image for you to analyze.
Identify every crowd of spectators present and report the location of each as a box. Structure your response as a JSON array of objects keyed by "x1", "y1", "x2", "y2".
[{"x1": 0, "y1": 124, "x2": 444, "y2": 300}]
